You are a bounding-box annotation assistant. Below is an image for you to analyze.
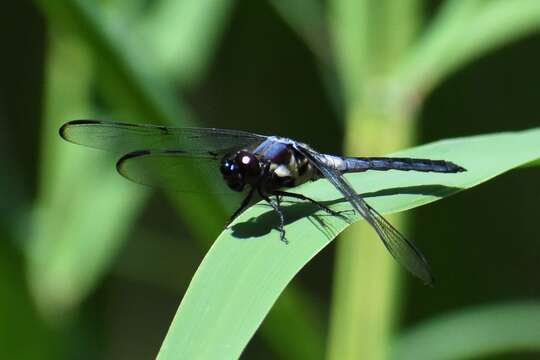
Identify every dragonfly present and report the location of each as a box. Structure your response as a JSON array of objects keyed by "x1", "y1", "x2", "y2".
[{"x1": 59, "y1": 119, "x2": 465, "y2": 285}]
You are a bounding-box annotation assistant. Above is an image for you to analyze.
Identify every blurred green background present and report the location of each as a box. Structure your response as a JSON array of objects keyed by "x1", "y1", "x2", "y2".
[{"x1": 2, "y1": 0, "x2": 540, "y2": 359}]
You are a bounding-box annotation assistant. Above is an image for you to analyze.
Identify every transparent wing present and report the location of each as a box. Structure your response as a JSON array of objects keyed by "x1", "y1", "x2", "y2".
[
  {"x1": 295, "y1": 145, "x2": 434, "y2": 285},
  {"x1": 361, "y1": 202, "x2": 434, "y2": 285},
  {"x1": 59, "y1": 120, "x2": 266, "y2": 155},
  {"x1": 115, "y1": 149, "x2": 236, "y2": 194}
]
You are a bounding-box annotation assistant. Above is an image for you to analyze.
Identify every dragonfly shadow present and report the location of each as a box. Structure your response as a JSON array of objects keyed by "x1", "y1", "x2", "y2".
[
  {"x1": 361, "y1": 184, "x2": 463, "y2": 199},
  {"x1": 229, "y1": 184, "x2": 463, "y2": 243},
  {"x1": 229, "y1": 200, "x2": 350, "y2": 242}
]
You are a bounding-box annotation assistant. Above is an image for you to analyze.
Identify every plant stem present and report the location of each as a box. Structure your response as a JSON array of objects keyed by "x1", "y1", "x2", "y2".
[
  {"x1": 327, "y1": 0, "x2": 420, "y2": 359},
  {"x1": 327, "y1": 111, "x2": 415, "y2": 360}
]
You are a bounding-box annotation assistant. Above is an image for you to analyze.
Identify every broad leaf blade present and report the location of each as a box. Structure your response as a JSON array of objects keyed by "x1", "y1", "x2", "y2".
[
  {"x1": 158, "y1": 127, "x2": 540, "y2": 359},
  {"x1": 391, "y1": 301, "x2": 540, "y2": 360}
]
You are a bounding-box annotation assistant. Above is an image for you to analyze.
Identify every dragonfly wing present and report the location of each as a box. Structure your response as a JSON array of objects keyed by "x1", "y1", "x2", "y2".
[
  {"x1": 295, "y1": 145, "x2": 434, "y2": 285},
  {"x1": 59, "y1": 120, "x2": 266, "y2": 155},
  {"x1": 116, "y1": 149, "x2": 233, "y2": 194},
  {"x1": 360, "y1": 202, "x2": 435, "y2": 286}
]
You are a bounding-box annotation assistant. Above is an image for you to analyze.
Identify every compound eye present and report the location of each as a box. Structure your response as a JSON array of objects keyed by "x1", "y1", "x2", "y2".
[
  {"x1": 220, "y1": 164, "x2": 228, "y2": 175},
  {"x1": 220, "y1": 160, "x2": 234, "y2": 175},
  {"x1": 236, "y1": 152, "x2": 260, "y2": 177}
]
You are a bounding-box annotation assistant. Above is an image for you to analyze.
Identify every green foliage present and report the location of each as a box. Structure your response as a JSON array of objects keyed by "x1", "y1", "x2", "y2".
[
  {"x1": 2, "y1": 0, "x2": 539, "y2": 359},
  {"x1": 392, "y1": 302, "x2": 540, "y2": 360}
]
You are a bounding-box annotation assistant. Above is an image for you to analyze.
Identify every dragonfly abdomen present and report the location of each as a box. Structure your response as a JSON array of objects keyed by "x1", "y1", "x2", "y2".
[{"x1": 342, "y1": 157, "x2": 466, "y2": 173}]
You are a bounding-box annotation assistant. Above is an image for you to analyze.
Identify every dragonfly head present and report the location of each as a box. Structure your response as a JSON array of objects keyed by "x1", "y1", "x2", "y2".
[{"x1": 220, "y1": 151, "x2": 261, "y2": 192}]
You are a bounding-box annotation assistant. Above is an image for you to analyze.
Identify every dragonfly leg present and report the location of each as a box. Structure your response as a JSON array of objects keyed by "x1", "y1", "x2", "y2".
[
  {"x1": 259, "y1": 190, "x2": 287, "y2": 244},
  {"x1": 225, "y1": 187, "x2": 255, "y2": 228},
  {"x1": 271, "y1": 190, "x2": 349, "y2": 218}
]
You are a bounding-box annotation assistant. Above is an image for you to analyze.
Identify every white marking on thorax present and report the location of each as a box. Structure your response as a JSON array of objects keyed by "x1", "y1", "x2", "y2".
[{"x1": 274, "y1": 164, "x2": 292, "y2": 178}]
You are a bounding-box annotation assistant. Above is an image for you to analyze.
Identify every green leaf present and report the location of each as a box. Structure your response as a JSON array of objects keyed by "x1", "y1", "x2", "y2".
[
  {"x1": 158, "y1": 127, "x2": 540, "y2": 359},
  {"x1": 137, "y1": 0, "x2": 236, "y2": 87},
  {"x1": 391, "y1": 301, "x2": 540, "y2": 360},
  {"x1": 395, "y1": 0, "x2": 540, "y2": 106}
]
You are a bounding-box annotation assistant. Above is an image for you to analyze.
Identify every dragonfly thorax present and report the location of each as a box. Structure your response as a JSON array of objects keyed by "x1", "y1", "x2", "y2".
[{"x1": 220, "y1": 151, "x2": 262, "y2": 192}]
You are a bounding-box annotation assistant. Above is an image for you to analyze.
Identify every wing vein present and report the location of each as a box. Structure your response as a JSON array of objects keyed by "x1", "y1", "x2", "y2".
[{"x1": 295, "y1": 145, "x2": 434, "y2": 285}]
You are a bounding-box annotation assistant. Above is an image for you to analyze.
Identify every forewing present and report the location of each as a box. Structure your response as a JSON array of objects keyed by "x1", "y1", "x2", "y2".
[
  {"x1": 59, "y1": 120, "x2": 266, "y2": 155},
  {"x1": 116, "y1": 149, "x2": 233, "y2": 194},
  {"x1": 295, "y1": 145, "x2": 434, "y2": 285}
]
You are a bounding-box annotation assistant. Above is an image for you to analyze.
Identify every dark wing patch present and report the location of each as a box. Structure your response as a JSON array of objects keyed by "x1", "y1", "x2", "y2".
[
  {"x1": 294, "y1": 145, "x2": 434, "y2": 285},
  {"x1": 59, "y1": 120, "x2": 266, "y2": 155}
]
